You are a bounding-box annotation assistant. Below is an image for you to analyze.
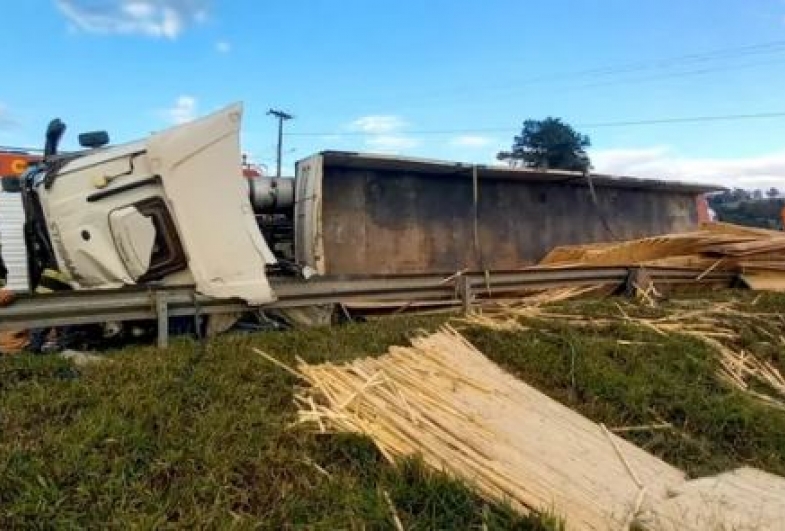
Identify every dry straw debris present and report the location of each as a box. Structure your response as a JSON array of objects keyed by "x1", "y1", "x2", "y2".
[{"x1": 464, "y1": 295, "x2": 785, "y2": 411}]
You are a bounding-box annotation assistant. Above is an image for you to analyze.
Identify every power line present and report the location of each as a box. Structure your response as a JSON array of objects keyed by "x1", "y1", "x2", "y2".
[
  {"x1": 579, "y1": 111, "x2": 785, "y2": 128},
  {"x1": 561, "y1": 57, "x2": 785, "y2": 93},
  {"x1": 521, "y1": 39, "x2": 785, "y2": 84},
  {"x1": 396, "y1": 50, "x2": 785, "y2": 113},
  {"x1": 301, "y1": 38, "x2": 785, "y2": 113},
  {"x1": 285, "y1": 111, "x2": 785, "y2": 138}
]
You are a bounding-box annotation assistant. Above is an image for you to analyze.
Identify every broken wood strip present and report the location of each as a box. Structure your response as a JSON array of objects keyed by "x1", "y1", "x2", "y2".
[
  {"x1": 611, "y1": 423, "x2": 673, "y2": 434},
  {"x1": 601, "y1": 423, "x2": 645, "y2": 490},
  {"x1": 382, "y1": 490, "x2": 405, "y2": 531},
  {"x1": 696, "y1": 258, "x2": 725, "y2": 281}
]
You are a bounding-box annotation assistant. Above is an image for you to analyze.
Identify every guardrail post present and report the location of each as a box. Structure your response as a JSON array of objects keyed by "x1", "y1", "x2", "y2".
[
  {"x1": 154, "y1": 291, "x2": 169, "y2": 349},
  {"x1": 460, "y1": 275, "x2": 473, "y2": 315}
]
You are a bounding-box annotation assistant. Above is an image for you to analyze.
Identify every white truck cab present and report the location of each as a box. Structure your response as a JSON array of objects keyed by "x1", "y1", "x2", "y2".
[{"x1": 25, "y1": 103, "x2": 278, "y2": 304}]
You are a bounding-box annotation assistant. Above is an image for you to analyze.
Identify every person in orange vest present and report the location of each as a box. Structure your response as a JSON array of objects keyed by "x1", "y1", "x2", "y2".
[
  {"x1": 0, "y1": 245, "x2": 12, "y2": 306},
  {"x1": 1, "y1": 223, "x2": 74, "y2": 353},
  {"x1": 0, "y1": 243, "x2": 31, "y2": 355}
]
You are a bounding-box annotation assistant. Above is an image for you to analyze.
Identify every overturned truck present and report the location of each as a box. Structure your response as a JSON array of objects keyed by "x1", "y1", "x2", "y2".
[
  {"x1": 1, "y1": 103, "x2": 722, "y2": 338},
  {"x1": 293, "y1": 151, "x2": 719, "y2": 275},
  {"x1": 16, "y1": 104, "x2": 277, "y2": 305}
]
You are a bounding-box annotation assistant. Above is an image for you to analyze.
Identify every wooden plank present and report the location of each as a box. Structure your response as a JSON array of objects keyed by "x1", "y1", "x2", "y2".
[
  {"x1": 741, "y1": 271, "x2": 785, "y2": 292},
  {"x1": 537, "y1": 222, "x2": 785, "y2": 292}
]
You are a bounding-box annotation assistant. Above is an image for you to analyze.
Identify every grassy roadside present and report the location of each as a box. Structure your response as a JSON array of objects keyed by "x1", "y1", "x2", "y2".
[
  {"x1": 1, "y1": 316, "x2": 552, "y2": 530},
  {"x1": 464, "y1": 290, "x2": 785, "y2": 479},
  {"x1": 2, "y1": 290, "x2": 784, "y2": 528}
]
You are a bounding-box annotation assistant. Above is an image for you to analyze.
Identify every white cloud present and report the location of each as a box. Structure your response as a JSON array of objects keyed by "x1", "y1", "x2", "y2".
[
  {"x1": 166, "y1": 95, "x2": 198, "y2": 124},
  {"x1": 591, "y1": 146, "x2": 785, "y2": 190},
  {"x1": 366, "y1": 135, "x2": 419, "y2": 152},
  {"x1": 0, "y1": 104, "x2": 16, "y2": 130},
  {"x1": 346, "y1": 114, "x2": 418, "y2": 153},
  {"x1": 215, "y1": 40, "x2": 231, "y2": 53},
  {"x1": 55, "y1": 0, "x2": 208, "y2": 39},
  {"x1": 450, "y1": 135, "x2": 494, "y2": 148},
  {"x1": 350, "y1": 115, "x2": 407, "y2": 134}
]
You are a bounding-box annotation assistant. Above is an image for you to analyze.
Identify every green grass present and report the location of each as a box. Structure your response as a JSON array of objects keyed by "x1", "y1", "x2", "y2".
[
  {"x1": 2, "y1": 291, "x2": 785, "y2": 528},
  {"x1": 1, "y1": 316, "x2": 553, "y2": 530}
]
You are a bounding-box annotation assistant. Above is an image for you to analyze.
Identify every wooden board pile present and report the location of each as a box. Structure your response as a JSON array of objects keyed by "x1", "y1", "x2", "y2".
[
  {"x1": 537, "y1": 222, "x2": 785, "y2": 291},
  {"x1": 261, "y1": 328, "x2": 785, "y2": 530}
]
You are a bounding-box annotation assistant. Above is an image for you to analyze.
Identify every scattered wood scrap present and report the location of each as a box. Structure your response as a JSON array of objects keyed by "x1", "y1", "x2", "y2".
[
  {"x1": 716, "y1": 345, "x2": 785, "y2": 412},
  {"x1": 464, "y1": 299, "x2": 785, "y2": 411},
  {"x1": 507, "y1": 284, "x2": 610, "y2": 306},
  {"x1": 537, "y1": 222, "x2": 785, "y2": 291},
  {"x1": 455, "y1": 284, "x2": 609, "y2": 330}
]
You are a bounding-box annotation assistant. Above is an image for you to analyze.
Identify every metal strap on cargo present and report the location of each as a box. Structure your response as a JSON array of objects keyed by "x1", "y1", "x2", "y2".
[{"x1": 471, "y1": 165, "x2": 492, "y2": 297}]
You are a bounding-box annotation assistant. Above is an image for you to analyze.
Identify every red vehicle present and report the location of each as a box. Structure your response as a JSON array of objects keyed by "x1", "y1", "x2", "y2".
[{"x1": 0, "y1": 151, "x2": 40, "y2": 178}]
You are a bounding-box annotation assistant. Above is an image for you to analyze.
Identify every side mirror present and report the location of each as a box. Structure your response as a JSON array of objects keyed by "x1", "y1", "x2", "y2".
[
  {"x1": 1, "y1": 176, "x2": 22, "y2": 193},
  {"x1": 78, "y1": 131, "x2": 110, "y2": 149}
]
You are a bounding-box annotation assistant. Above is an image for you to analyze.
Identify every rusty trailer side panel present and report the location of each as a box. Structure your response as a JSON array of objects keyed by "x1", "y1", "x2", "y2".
[{"x1": 296, "y1": 152, "x2": 722, "y2": 276}]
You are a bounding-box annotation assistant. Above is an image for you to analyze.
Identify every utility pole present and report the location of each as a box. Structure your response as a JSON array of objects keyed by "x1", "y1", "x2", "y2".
[{"x1": 267, "y1": 108, "x2": 293, "y2": 177}]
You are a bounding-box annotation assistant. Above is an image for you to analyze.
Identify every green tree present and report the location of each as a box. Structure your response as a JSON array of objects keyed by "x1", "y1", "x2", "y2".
[{"x1": 498, "y1": 117, "x2": 591, "y2": 172}]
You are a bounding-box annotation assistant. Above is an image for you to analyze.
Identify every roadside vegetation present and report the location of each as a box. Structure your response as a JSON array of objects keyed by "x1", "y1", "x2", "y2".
[{"x1": 2, "y1": 290, "x2": 784, "y2": 528}]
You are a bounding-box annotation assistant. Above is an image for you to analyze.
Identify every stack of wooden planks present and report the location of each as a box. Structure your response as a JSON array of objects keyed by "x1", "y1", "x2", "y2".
[
  {"x1": 537, "y1": 222, "x2": 785, "y2": 291},
  {"x1": 264, "y1": 327, "x2": 785, "y2": 530}
]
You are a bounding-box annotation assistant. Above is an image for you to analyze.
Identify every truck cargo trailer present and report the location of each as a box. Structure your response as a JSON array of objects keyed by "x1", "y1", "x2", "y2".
[{"x1": 293, "y1": 152, "x2": 722, "y2": 276}]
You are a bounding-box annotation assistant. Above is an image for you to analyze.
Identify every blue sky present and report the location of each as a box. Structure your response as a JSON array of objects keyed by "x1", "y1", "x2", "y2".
[{"x1": 1, "y1": 0, "x2": 785, "y2": 188}]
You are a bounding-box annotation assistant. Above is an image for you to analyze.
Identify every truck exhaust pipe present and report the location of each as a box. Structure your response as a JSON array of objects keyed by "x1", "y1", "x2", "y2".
[{"x1": 43, "y1": 119, "x2": 66, "y2": 159}]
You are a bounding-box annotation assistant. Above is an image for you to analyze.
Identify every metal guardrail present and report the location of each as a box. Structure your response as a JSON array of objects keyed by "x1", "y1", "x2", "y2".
[{"x1": 0, "y1": 267, "x2": 734, "y2": 347}]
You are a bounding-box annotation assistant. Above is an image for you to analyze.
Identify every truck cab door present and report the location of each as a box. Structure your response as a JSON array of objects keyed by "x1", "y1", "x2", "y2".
[{"x1": 147, "y1": 103, "x2": 277, "y2": 305}]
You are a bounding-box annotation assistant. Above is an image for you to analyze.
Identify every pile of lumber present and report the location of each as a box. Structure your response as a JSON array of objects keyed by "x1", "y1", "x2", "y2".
[
  {"x1": 269, "y1": 326, "x2": 686, "y2": 529},
  {"x1": 537, "y1": 222, "x2": 785, "y2": 291},
  {"x1": 260, "y1": 328, "x2": 785, "y2": 530}
]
